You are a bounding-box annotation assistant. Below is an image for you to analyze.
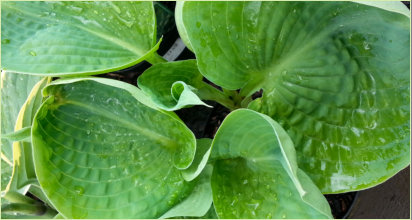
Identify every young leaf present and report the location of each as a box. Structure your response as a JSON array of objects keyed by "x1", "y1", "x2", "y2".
[
  {"x1": 177, "y1": 1, "x2": 410, "y2": 193},
  {"x1": 31, "y1": 78, "x2": 198, "y2": 218},
  {"x1": 138, "y1": 60, "x2": 210, "y2": 110},
  {"x1": 1, "y1": 72, "x2": 42, "y2": 161},
  {"x1": 138, "y1": 60, "x2": 236, "y2": 111},
  {"x1": 210, "y1": 109, "x2": 332, "y2": 219},
  {"x1": 1, "y1": 1, "x2": 163, "y2": 76}
]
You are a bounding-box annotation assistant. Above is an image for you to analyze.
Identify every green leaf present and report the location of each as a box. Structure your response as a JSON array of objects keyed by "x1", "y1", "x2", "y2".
[
  {"x1": 138, "y1": 60, "x2": 237, "y2": 110},
  {"x1": 177, "y1": 1, "x2": 410, "y2": 193},
  {"x1": 31, "y1": 78, "x2": 198, "y2": 218},
  {"x1": 138, "y1": 60, "x2": 211, "y2": 111},
  {"x1": 210, "y1": 109, "x2": 332, "y2": 219},
  {"x1": 1, "y1": 72, "x2": 42, "y2": 161},
  {"x1": 182, "y1": 139, "x2": 212, "y2": 181},
  {"x1": 1, "y1": 1, "x2": 161, "y2": 76},
  {"x1": 4, "y1": 77, "x2": 50, "y2": 194},
  {"x1": 160, "y1": 165, "x2": 213, "y2": 219}
]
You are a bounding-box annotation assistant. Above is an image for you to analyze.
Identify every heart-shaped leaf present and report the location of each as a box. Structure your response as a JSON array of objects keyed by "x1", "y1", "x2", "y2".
[
  {"x1": 1, "y1": 1, "x2": 163, "y2": 76},
  {"x1": 210, "y1": 109, "x2": 332, "y2": 219},
  {"x1": 176, "y1": 1, "x2": 410, "y2": 193},
  {"x1": 31, "y1": 78, "x2": 198, "y2": 218},
  {"x1": 1, "y1": 72, "x2": 42, "y2": 161}
]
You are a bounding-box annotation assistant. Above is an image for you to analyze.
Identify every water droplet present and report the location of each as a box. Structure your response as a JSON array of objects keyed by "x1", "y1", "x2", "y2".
[
  {"x1": 363, "y1": 41, "x2": 370, "y2": 50},
  {"x1": 86, "y1": 130, "x2": 91, "y2": 135},
  {"x1": 29, "y1": 51, "x2": 37, "y2": 56},
  {"x1": 74, "y1": 186, "x2": 84, "y2": 195},
  {"x1": 1, "y1": 39, "x2": 10, "y2": 44}
]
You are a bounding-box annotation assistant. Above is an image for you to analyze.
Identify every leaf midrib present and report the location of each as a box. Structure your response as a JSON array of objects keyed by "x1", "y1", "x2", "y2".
[{"x1": 4, "y1": 3, "x2": 150, "y2": 56}]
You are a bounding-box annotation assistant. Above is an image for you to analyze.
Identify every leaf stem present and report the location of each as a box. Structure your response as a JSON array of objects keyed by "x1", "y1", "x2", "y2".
[
  {"x1": 3, "y1": 191, "x2": 39, "y2": 205},
  {"x1": 145, "y1": 52, "x2": 168, "y2": 65},
  {"x1": 197, "y1": 83, "x2": 238, "y2": 111},
  {"x1": 1, "y1": 203, "x2": 57, "y2": 218}
]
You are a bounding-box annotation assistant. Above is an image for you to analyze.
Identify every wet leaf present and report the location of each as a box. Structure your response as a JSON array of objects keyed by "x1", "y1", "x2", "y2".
[
  {"x1": 177, "y1": 1, "x2": 410, "y2": 193},
  {"x1": 31, "y1": 78, "x2": 198, "y2": 218},
  {"x1": 1, "y1": 1, "x2": 159, "y2": 76},
  {"x1": 210, "y1": 109, "x2": 332, "y2": 219}
]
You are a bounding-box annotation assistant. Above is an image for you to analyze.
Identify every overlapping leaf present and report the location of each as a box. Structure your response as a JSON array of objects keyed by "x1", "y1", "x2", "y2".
[
  {"x1": 31, "y1": 78, "x2": 200, "y2": 218},
  {"x1": 1, "y1": 1, "x2": 162, "y2": 76},
  {"x1": 1, "y1": 72, "x2": 42, "y2": 162},
  {"x1": 4, "y1": 77, "x2": 50, "y2": 194},
  {"x1": 177, "y1": 1, "x2": 410, "y2": 193},
  {"x1": 210, "y1": 109, "x2": 332, "y2": 219}
]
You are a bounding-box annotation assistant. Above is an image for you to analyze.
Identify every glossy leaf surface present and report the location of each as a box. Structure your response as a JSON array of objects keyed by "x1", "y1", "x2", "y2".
[
  {"x1": 1, "y1": 72, "x2": 42, "y2": 161},
  {"x1": 210, "y1": 109, "x2": 332, "y2": 219},
  {"x1": 177, "y1": 1, "x2": 410, "y2": 193},
  {"x1": 1, "y1": 1, "x2": 159, "y2": 76},
  {"x1": 138, "y1": 60, "x2": 210, "y2": 111},
  {"x1": 31, "y1": 78, "x2": 197, "y2": 218}
]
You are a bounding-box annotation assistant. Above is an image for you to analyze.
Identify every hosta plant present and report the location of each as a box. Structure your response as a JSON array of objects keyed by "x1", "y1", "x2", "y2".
[{"x1": 1, "y1": 1, "x2": 410, "y2": 219}]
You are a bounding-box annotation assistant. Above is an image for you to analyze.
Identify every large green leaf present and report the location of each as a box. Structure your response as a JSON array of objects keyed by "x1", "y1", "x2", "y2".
[
  {"x1": 1, "y1": 1, "x2": 163, "y2": 76},
  {"x1": 1, "y1": 71, "x2": 42, "y2": 161},
  {"x1": 210, "y1": 109, "x2": 332, "y2": 219},
  {"x1": 31, "y1": 78, "x2": 198, "y2": 218},
  {"x1": 177, "y1": 1, "x2": 410, "y2": 193}
]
